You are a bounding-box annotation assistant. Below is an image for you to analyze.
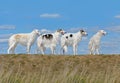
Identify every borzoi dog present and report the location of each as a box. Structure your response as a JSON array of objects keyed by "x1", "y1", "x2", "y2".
[
  {"x1": 8, "y1": 29, "x2": 40, "y2": 54},
  {"x1": 88, "y1": 30, "x2": 106, "y2": 55},
  {"x1": 61, "y1": 30, "x2": 88, "y2": 55},
  {"x1": 37, "y1": 29, "x2": 65, "y2": 55}
]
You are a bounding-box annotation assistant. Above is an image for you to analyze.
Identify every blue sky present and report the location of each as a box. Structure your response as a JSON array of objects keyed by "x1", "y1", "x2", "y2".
[{"x1": 0, "y1": 0, "x2": 120, "y2": 54}]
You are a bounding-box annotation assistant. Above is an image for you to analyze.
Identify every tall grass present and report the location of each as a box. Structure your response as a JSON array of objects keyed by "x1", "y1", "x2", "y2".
[{"x1": 0, "y1": 54, "x2": 120, "y2": 83}]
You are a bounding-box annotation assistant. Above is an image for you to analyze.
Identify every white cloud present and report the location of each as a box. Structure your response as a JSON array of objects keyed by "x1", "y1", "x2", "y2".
[
  {"x1": 0, "y1": 39, "x2": 8, "y2": 43},
  {"x1": 66, "y1": 27, "x2": 101, "y2": 33},
  {"x1": 101, "y1": 40, "x2": 120, "y2": 54},
  {"x1": 66, "y1": 28, "x2": 81, "y2": 32},
  {"x1": 40, "y1": 13, "x2": 61, "y2": 18},
  {"x1": 0, "y1": 33, "x2": 13, "y2": 38},
  {"x1": 0, "y1": 34, "x2": 13, "y2": 43},
  {"x1": 105, "y1": 25, "x2": 120, "y2": 32},
  {"x1": 0, "y1": 25, "x2": 16, "y2": 30},
  {"x1": 66, "y1": 27, "x2": 86, "y2": 32},
  {"x1": 86, "y1": 26, "x2": 104, "y2": 33},
  {"x1": 40, "y1": 29, "x2": 51, "y2": 33},
  {"x1": 102, "y1": 41, "x2": 118, "y2": 48},
  {"x1": 114, "y1": 15, "x2": 120, "y2": 19}
]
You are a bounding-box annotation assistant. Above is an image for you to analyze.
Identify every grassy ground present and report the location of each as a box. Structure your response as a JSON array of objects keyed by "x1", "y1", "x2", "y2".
[{"x1": 0, "y1": 54, "x2": 120, "y2": 83}]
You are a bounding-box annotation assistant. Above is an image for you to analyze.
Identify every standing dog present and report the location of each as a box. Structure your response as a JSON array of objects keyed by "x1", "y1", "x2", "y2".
[
  {"x1": 61, "y1": 30, "x2": 88, "y2": 55},
  {"x1": 88, "y1": 30, "x2": 107, "y2": 55},
  {"x1": 37, "y1": 29, "x2": 65, "y2": 55},
  {"x1": 8, "y1": 29, "x2": 40, "y2": 54}
]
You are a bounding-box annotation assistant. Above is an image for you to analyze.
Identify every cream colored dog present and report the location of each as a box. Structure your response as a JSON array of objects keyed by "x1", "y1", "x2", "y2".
[
  {"x1": 8, "y1": 29, "x2": 40, "y2": 54},
  {"x1": 89, "y1": 30, "x2": 107, "y2": 55}
]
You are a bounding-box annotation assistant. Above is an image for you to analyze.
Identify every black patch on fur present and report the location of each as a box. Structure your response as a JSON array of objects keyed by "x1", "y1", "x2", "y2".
[
  {"x1": 70, "y1": 34, "x2": 73, "y2": 37},
  {"x1": 66, "y1": 36, "x2": 68, "y2": 39},
  {"x1": 42, "y1": 34, "x2": 53, "y2": 39},
  {"x1": 80, "y1": 30, "x2": 85, "y2": 33}
]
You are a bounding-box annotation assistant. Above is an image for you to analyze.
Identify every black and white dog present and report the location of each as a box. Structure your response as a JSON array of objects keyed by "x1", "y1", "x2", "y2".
[
  {"x1": 61, "y1": 30, "x2": 88, "y2": 55},
  {"x1": 37, "y1": 29, "x2": 66, "y2": 55}
]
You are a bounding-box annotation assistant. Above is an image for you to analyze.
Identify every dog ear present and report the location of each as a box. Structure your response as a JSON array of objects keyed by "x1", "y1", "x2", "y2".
[{"x1": 57, "y1": 29, "x2": 63, "y2": 32}]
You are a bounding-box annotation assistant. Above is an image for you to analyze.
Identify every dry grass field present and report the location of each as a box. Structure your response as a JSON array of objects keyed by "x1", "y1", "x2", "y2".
[{"x1": 0, "y1": 54, "x2": 120, "y2": 83}]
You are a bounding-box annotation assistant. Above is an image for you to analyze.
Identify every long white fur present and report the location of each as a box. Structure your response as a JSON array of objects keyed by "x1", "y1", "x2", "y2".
[
  {"x1": 60, "y1": 30, "x2": 88, "y2": 55},
  {"x1": 37, "y1": 29, "x2": 65, "y2": 55},
  {"x1": 88, "y1": 30, "x2": 106, "y2": 55},
  {"x1": 8, "y1": 29, "x2": 40, "y2": 54}
]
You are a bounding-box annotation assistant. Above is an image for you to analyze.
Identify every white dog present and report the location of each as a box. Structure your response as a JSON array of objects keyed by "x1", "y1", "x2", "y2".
[
  {"x1": 61, "y1": 30, "x2": 88, "y2": 55},
  {"x1": 8, "y1": 29, "x2": 40, "y2": 54},
  {"x1": 88, "y1": 30, "x2": 107, "y2": 55},
  {"x1": 37, "y1": 29, "x2": 65, "y2": 55}
]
